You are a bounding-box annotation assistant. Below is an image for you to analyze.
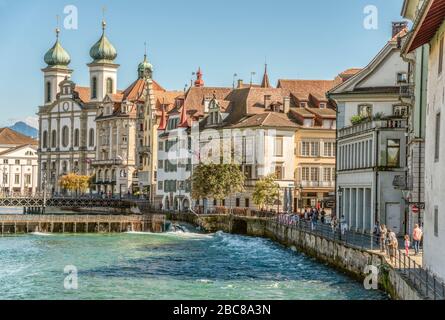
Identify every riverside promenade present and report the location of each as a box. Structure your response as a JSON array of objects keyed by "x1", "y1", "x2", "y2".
[{"x1": 167, "y1": 212, "x2": 444, "y2": 300}]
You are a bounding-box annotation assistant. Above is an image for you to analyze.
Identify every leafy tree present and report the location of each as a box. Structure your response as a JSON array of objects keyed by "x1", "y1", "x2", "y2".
[
  {"x1": 59, "y1": 174, "x2": 91, "y2": 195},
  {"x1": 191, "y1": 163, "x2": 245, "y2": 202},
  {"x1": 252, "y1": 174, "x2": 280, "y2": 210}
]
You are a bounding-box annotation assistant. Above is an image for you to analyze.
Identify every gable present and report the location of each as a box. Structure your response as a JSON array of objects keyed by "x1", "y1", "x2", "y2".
[
  {"x1": 355, "y1": 49, "x2": 408, "y2": 88},
  {"x1": 0, "y1": 145, "x2": 37, "y2": 158}
]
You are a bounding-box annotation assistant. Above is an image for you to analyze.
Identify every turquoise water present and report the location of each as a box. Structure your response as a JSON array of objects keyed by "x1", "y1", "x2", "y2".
[{"x1": 0, "y1": 229, "x2": 388, "y2": 300}]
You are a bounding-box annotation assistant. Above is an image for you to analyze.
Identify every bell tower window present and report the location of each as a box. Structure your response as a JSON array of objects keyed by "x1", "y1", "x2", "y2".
[
  {"x1": 92, "y1": 77, "x2": 97, "y2": 99},
  {"x1": 46, "y1": 81, "x2": 52, "y2": 103},
  {"x1": 106, "y1": 78, "x2": 113, "y2": 94}
]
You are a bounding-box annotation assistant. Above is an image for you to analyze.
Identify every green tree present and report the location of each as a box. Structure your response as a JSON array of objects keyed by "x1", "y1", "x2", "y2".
[
  {"x1": 191, "y1": 163, "x2": 245, "y2": 204},
  {"x1": 252, "y1": 174, "x2": 280, "y2": 211}
]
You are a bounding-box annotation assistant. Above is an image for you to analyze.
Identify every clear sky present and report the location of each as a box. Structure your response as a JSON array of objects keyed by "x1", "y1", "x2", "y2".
[{"x1": 0, "y1": 0, "x2": 404, "y2": 127}]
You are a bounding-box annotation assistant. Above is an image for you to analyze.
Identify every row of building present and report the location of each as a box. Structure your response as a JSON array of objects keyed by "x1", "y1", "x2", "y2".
[
  {"x1": 328, "y1": 0, "x2": 445, "y2": 282},
  {"x1": 36, "y1": 19, "x2": 346, "y2": 213},
  {"x1": 20, "y1": 0, "x2": 445, "y2": 284}
]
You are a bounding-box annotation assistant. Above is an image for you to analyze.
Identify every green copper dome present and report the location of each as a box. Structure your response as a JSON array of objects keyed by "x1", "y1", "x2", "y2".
[
  {"x1": 44, "y1": 29, "x2": 71, "y2": 67},
  {"x1": 89, "y1": 21, "x2": 117, "y2": 63},
  {"x1": 138, "y1": 54, "x2": 153, "y2": 78}
]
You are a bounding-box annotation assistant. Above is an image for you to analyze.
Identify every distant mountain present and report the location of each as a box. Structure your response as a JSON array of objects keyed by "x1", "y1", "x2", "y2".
[{"x1": 8, "y1": 122, "x2": 38, "y2": 139}]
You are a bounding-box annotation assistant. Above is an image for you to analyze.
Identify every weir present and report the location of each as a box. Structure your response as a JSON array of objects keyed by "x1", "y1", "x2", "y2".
[{"x1": 0, "y1": 214, "x2": 166, "y2": 235}]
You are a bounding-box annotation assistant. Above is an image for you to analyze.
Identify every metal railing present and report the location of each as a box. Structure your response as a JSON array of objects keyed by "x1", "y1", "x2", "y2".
[
  {"x1": 273, "y1": 215, "x2": 445, "y2": 300},
  {"x1": 393, "y1": 248, "x2": 445, "y2": 300}
]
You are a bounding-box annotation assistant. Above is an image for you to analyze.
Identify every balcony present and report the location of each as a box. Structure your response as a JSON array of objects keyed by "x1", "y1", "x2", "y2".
[
  {"x1": 400, "y1": 84, "x2": 414, "y2": 100},
  {"x1": 91, "y1": 159, "x2": 124, "y2": 167},
  {"x1": 139, "y1": 146, "x2": 151, "y2": 155},
  {"x1": 298, "y1": 181, "x2": 335, "y2": 188},
  {"x1": 339, "y1": 118, "x2": 408, "y2": 139}
]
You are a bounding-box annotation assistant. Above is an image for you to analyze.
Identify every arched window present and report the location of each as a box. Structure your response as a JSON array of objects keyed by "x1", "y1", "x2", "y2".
[
  {"x1": 92, "y1": 77, "x2": 97, "y2": 99},
  {"x1": 74, "y1": 129, "x2": 80, "y2": 147},
  {"x1": 46, "y1": 82, "x2": 51, "y2": 103},
  {"x1": 106, "y1": 78, "x2": 113, "y2": 94},
  {"x1": 89, "y1": 128, "x2": 95, "y2": 147},
  {"x1": 62, "y1": 126, "x2": 69, "y2": 147},
  {"x1": 51, "y1": 130, "x2": 57, "y2": 148},
  {"x1": 42, "y1": 131, "x2": 48, "y2": 148}
]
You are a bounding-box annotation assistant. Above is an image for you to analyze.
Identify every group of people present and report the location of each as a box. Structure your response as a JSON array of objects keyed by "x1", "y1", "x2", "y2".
[
  {"x1": 375, "y1": 222, "x2": 423, "y2": 263},
  {"x1": 277, "y1": 207, "x2": 333, "y2": 230}
]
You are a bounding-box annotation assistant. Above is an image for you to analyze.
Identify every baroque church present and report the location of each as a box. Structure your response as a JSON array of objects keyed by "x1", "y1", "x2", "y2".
[{"x1": 37, "y1": 20, "x2": 155, "y2": 195}]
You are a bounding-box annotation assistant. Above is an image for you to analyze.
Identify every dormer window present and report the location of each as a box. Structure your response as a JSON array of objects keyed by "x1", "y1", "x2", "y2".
[
  {"x1": 319, "y1": 103, "x2": 326, "y2": 109},
  {"x1": 397, "y1": 72, "x2": 408, "y2": 83},
  {"x1": 300, "y1": 102, "x2": 307, "y2": 108}
]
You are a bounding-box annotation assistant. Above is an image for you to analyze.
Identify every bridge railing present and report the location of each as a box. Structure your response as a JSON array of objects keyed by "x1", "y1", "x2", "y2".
[{"x1": 0, "y1": 214, "x2": 152, "y2": 223}]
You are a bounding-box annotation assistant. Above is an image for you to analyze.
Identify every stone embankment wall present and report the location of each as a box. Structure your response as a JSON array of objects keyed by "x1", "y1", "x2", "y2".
[{"x1": 168, "y1": 213, "x2": 424, "y2": 300}]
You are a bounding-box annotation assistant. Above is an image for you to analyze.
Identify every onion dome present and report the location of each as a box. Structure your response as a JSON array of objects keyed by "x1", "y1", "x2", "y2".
[
  {"x1": 138, "y1": 53, "x2": 153, "y2": 78},
  {"x1": 44, "y1": 29, "x2": 71, "y2": 67},
  {"x1": 89, "y1": 21, "x2": 117, "y2": 63}
]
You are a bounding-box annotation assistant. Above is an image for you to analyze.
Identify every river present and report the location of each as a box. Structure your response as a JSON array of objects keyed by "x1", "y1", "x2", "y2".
[{"x1": 0, "y1": 224, "x2": 388, "y2": 300}]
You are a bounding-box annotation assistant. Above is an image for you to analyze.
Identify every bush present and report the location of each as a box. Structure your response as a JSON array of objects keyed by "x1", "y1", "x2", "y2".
[{"x1": 350, "y1": 114, "x2": 368, "y2": 125}]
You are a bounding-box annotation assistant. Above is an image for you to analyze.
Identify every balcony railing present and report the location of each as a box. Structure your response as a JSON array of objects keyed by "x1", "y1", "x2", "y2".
[
  {"x1": 298, "y1": 181, "x2": 335, "y2": 188},
  {"x1": 91, "y1": 159, "x2": 124, "y2": 166},
  {"x1": 400, "y1": 83, "x2": 415, "y2": 100},
  {"x1": 139, "y1": 146, "x2": 151, "y2": 154},
  {"x1": 339, "y1": 118, "x2": 408, "y2": 138}
]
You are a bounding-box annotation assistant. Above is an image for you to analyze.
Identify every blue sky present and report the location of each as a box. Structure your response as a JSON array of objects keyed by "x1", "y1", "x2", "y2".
[{"x1": 0, "y1": 0, "x2": 404, "y2": 127}]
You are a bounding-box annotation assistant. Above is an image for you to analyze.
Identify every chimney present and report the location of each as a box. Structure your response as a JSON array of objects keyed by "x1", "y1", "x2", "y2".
[
  {"x1": 237, "y1": 79, "x2": 244, "y2": 88},
  {"x1": 392, "y1": 21, "x2": 408, "y2": 38},
  {"x1": 264, "y1": 95, "x2": 272, "y2": 110},
  {"x1": 283, "y1": 97, "x2": 290, "y2": 114}
]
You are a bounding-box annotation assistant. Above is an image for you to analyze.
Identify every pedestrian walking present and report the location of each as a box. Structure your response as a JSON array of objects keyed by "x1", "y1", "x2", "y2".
[
  {"x1": 412, "y1": 224, "x2": 423, "y2": 255},
  {"x1": 387, "y1": 229, "x2": 398, "y2": 264},
  {"x1": 340, "y1": 215, "x2": 347, "y2": 235},
  {"x1": 330, "y1": 215, "x2": 338, "y2": 233},
  {"x1": 374, "y1": 221, "x2": 380, "y2": 245},
  {"x1": 404, "y1": 234, "x2": 410, "y2": 256},
  {"x1": 379, "y1": 224, "x2": 387, "y2": 253}
]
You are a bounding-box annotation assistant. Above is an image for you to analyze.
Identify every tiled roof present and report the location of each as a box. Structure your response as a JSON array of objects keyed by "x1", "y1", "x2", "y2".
[
  {"x1": 229, "y1": 112, "x2": 298, "y2": 129},
  {"x1": 0, "y1": 128, "x2": 38, "y2": 146},
  {"x1": 154, "y1": 90, "x2": 184, "y2": 116},
  {"x1": 182, "y1": 87, "x2": 233, "y2": 117},
  {"x1": 74, "y1": 86, "x2": 91, "y2": 103},
  {"x1": 277, "y1": 79, "x2": 336, "y2": 100}
]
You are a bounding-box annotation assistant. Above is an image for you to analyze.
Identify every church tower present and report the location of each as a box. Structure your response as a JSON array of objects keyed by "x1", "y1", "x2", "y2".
[
  {"x1": 88, "y1": 19, "x2": 119, "y2": 102},
  {"x1": 42, "y1": 28, "x2": 72, "y2": 105}
]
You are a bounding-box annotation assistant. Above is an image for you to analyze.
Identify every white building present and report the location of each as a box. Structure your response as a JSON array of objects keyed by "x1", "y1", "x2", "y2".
[
  {"x1": 329, "y1": 23, "x2": 410, "y2": 235},
  {"x1": 402, "y1": 0, "x2": 445, "y2": 280},
  {"x1": 0, "y1": 128, "x2": 39, "y2": 195},
  {"x1": 156, "y1": 104, "x2": 193, "y2": 211}
]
